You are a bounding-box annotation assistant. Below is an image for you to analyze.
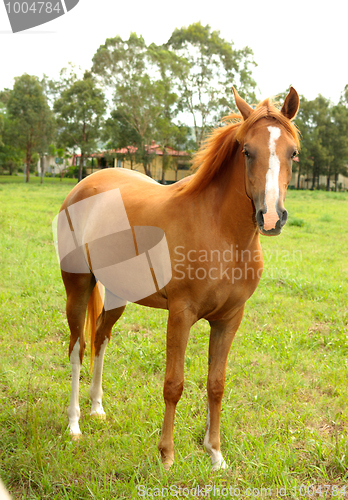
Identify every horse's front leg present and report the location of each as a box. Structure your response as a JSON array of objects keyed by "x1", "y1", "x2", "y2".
[
  {"x1": 158, "y1": 305, "x2": 196, "y2": 469},
  {"x1": 204, "y1": 307, "x2": 245, "y2": 470}
]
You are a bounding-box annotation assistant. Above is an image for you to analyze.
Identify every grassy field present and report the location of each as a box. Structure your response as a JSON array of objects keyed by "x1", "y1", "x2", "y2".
[{"x1": 0, "y1": 176, "x2": 348, "y2": 499}]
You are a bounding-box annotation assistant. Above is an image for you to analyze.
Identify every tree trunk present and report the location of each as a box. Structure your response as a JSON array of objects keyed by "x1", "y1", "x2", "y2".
[
  {"x1": 145, "y1": 163, "x2": 153, "y2": 178},
  {"x1": 40, "y1": 155, "x2": 44, "y2": 184},
  {"x1": 161, "y1": 151, "x2": 167, "y2": 184},
  {"x1": 78, "y1": 155, "x2": 83, "y2": 182},
  {"x1": 297, "y1": 164, "x2": 301, "y2": 189},
  {"x1": 326, "y1": 173, "x2": 331, "y2": 191},
  {"x1": 26, "y1": 144, "x2": 30, "y2": 183},
  {"x1": 79, "y1": 121, "x2": 86, "y2": 182}
]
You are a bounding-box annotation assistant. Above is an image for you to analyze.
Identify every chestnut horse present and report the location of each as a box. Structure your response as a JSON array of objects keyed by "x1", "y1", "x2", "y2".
[{"x1": 56, "y1": 88, "x2": 300, "y2": 470}]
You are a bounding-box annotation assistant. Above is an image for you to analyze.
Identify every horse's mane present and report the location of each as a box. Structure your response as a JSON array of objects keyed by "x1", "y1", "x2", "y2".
[{"x1": 178, "y1": 97, "x2": 300, "y2": 197}]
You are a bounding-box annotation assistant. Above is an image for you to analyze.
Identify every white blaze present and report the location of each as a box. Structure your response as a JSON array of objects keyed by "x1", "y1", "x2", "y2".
[{"x1": 264, "y1": 126, "x2": 281, "y2": 231}]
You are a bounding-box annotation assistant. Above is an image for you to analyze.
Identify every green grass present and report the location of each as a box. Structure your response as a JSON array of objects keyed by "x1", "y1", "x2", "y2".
[
  {"x1": 1, "y1": 181, "x2": 348, "y2": 499},
  {"x1": 0, "y1": 174, "x2": 77, "y2": 185}
]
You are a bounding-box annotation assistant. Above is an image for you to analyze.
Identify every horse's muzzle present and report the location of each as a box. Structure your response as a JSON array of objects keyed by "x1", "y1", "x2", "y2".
[{"x1": 256, "y1": 208, "x2": 288, "y2": 236}]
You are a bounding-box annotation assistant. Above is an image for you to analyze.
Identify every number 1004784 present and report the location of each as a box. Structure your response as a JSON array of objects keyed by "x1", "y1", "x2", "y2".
[
  {"x1": 5, "y1": 2, "x2": 61, "y2": 14},
  {"x1": 293, "y1": 485, "x2": 346, "y2": 497}
]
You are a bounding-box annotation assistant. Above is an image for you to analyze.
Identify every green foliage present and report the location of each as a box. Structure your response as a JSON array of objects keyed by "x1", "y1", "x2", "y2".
[
  {"x1": 93, "y1": 33, "x2": 188, "y2": 177},
  {"x1": 93, "y1": 26, "x2": 256, "y2": 176},
  {"x1": 93, "y1": 34, "x2": 173, "y2": 140},
  {"x1": 102, "y1": 110, "x2": 143, "y2": 170},
  {"x1": 63, "y1": 165, "x2": 86, "y2": 178},
  {"x1": 5, "y1": 74, "x2": 55, "y2": 182},
  {"x1": 0, "y1": 104, "x2": 23, "y2": 175},
  {"x1": 2, "y1": 30, "x2": 348, "y2": 188},
  {"x1": 340, "y1": 84, "x2": 348, "y2": 106},
  {"x1": 0, "y1": 105, "x2": 4, "y2": 146},
  {"x1": 295, "y1": 94, "x2": 348, "y2": 190},
  {"x1": 166, "y1": 22, "x2": 257, "y2": 147},
  {"x1": 53, "y1": 70, "x2": 106, "y2": 182}
]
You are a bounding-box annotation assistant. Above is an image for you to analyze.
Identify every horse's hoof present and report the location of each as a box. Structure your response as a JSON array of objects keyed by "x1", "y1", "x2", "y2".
[
  {"x1": 68, "y1": 422, "x2": 82, "y2": 440},
  {"x1": 90, "y1": 409, "x2": 106, "y2": 420},
  {"x1": 162, "y1": 461, "x2": 173, "y2": 471},
  {"x1": 70, "y1": 432, "x2": 82, "y2": 441},
  {"x1": 160, "y1": 454, "x2": 174, "y2": 470},
  {"x1": 211, "y1": 458, "x2": 227, "y2": 472}
]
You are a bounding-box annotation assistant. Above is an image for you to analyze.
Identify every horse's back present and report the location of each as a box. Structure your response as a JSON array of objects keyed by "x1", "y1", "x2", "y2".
[{"x1": 61, "y1": 168, "x2": 165, "y2": 211}]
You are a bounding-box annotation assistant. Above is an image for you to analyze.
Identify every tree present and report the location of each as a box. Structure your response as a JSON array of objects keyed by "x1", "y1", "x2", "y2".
[
  {"x1": 92, "y1": 33, "x2": 184, "y2": 177},
  {"x1": 153, "y1": 119, "x2": 191, "y2": 183},
  {"x1": 0, "y1": 103, "x2": 23, "y2": 175},
  {"x1": 93, "y1": 34, "x2": 161, "y2": 140},
  {"x1": 168, "y1": 124, "x2": 194, "y2": 182},
  {"x1": 340, "y1": 84, "x2": 348, "y2": 106},
  {"x1": 295, "y1": 94, "x2": 348, "y2": 190},
  {"x1": 166, "y1": 22, "x2": 257, "y2": 148},
  {"x1": 330, "y1": 101, "x2": 348, "y2": 190},
  {"x1": 46, "y1": 144, "x2": 68, "y2": 182},
  {"x1": 102, "y1": 110, "x2": 143, "y2": 170},
  {"x1": 293, "y1": 110, "x2": 311, "y2": 188},
  {"x1": 6, "y1": 74, "x2": 55, "y2": 182},
  {"x1": 147, "y1": 43, "x2": 190, "y2": 182},
  {"x1": 53, "y1": 70, "x2": 106, "y2": 182},
  {"x1": 295, "y1": 96, "x2": 326, "y2": 189},
  {"x1": 0, "y1": 105, "x2": 4, "y2": 146}
]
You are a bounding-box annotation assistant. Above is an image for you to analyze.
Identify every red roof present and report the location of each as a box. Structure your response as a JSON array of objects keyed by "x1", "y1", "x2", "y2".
[{"x1": 75, "y1": 143, "x2": 189, "y2": 158}]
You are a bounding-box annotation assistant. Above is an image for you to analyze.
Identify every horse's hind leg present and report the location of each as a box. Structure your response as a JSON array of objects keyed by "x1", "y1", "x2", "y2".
[
  {"x1": 62, "y1": 270, "x2": 96, "y2": 438},
  {"x1": 89, "y1": 303, "x2": 126, "y2": 418}
]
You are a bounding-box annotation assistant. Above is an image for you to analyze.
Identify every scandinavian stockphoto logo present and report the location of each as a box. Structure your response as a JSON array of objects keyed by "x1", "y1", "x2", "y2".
[
  {"x1": 52, "y1": 188, "x2": 172, "y2": 311},
  {"x1": 4, "y1": 0, "x2": 79, "y2": 33}
]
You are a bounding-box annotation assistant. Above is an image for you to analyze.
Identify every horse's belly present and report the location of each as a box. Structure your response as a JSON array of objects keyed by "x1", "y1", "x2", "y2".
[{"x1": 135, "y1": 293, "x2": 168, "y2": 310}]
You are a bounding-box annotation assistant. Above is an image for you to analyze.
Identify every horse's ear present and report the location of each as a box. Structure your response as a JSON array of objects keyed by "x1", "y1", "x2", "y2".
[
  {"x1": 281, "y1": 87, "x2": 300, "y2": 120},
  {"x1": 233, "y1": 87, "x2": 253, "y2": 121}
]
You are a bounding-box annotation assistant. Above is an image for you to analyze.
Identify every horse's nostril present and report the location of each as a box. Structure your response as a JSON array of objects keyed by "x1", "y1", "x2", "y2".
[
  {"x1": 280, "y1": 209, "x2": 288, "y2": 226},
  {"x1": 256, "y1": 209, "x2": 264, "y2": 228}
]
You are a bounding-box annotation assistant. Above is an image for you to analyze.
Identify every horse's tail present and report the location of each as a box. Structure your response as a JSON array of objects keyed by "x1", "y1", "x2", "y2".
[{"x1": 85, "y1": 283, "x2": 103, "y2": 370}]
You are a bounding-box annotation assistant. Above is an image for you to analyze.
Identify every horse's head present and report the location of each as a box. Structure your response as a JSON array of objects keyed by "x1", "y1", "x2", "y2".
[{"x1": 233, "y1": 88, "x2": 300, "y2": 236}]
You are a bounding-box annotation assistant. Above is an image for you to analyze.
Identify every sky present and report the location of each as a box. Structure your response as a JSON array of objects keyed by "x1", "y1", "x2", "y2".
[{"x1": 0, "y1": 0, "x2": 347, "y2": 105}]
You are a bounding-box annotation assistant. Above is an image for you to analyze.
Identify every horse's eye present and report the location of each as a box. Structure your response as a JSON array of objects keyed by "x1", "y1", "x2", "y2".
[
  {"x1": 243, "y1": 149, "x2": 250, "y2": 158},
  {"x1": 291, "y1": 150, "x2": 298, "y2": 159}
]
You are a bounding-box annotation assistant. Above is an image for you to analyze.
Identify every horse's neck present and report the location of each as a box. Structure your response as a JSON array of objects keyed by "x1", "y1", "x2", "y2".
[{"x1": 203, "y1": 153, "x2": 259, "y2": 249}]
